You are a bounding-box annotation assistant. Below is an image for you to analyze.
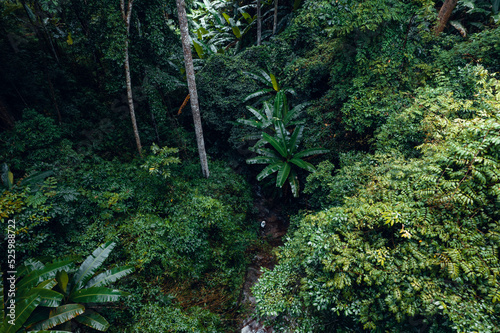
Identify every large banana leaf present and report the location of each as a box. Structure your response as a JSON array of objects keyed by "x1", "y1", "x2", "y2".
[
  {"x1": 70, "y1": 242, "x2": 115, "y2": 293},
  {"x1": 243, "y1": 88, "x2": 273, "y2": 102},
  {"x1": 69, "y1": 287, "x2": 128, "y2": 303},
  {"x1": 293, "y1": 148, "x2": 329, "y2": 159},
  {"x1": 22, "y1": 288, "x2": 64, "y2": 307},
  {"x1": 257, "y1": 162, "x2": 283, "y2": 181},
  {"x1": 288, "y1": 125, "x2": 304, "y2": 154},
  {"x1": 283, "y1": 102, "x2": 308, "y2": 126},
  {"x1": 248, "y1": 147, "x2": 281, "y2": 159},
  {"x1": 17, "y1": 260, "x2": 74, "y2": 294},
  {"x1": 247, "y1": 156, "x2": 280, "y2": 165},
  {"x1": 85, "y1": 266, "x2": 134, "y2": 288},
  {"x1": 276, "y1": 162, "x2": 291, "y2": 188},
  {"x1": 262, "y1": 133, "x2": 287, "y2": 158},
  {"x1": 289, "y1": 158, "x2": 316, "y2": 173},
  {"x1": 2, "y1": 294, "x2": 41, "y2": 333},
  {"x1": 16, "y1": 259, "x2": 45, "y2": 279},
  {"x1": 33, "y1": 304, "x2": 85, "y2": 330},
  {"x1": 74, "y1": 310, "x2": 110, "y2": 332}
]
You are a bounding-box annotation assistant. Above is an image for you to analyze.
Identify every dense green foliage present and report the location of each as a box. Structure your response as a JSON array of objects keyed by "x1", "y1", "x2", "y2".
[{"x1": 1, "y1": 0, "x2": 500, "y2": 331}]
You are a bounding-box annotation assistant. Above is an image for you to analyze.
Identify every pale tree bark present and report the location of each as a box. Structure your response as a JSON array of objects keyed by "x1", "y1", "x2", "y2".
[
  {"x1": 256, "y1": 0, "x2": 262, "y2": 45},
  {"x1": 121, "y1": 0, "x2": 143, "y2": 157},
  {"x1": 176, "y1": 0, "x2": 210, "y2": 178},
  {"x1": 273, "y1": 0, "x2": 278, "y2": 35},
  {"x1": 434, "y1": 0, "x2": 458, "y2": 35}
]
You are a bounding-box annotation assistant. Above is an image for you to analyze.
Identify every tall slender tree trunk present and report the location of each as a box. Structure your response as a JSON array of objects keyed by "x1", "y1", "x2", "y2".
[
  {"x1": 121, "y1": 0, "x2": 142, "y2": 157},
  {"x1": 176, "y1": 0, "x2": 210, "y2": 178},
  {"x1": 434, "y1": 0, "x2": 458, "y2": 35},
  {"x1": 273, "y1": 0, "x2": 278, "y2": 35},
  {"x1": 256, "y1": 0, "x2": 261, "y2": 45}
]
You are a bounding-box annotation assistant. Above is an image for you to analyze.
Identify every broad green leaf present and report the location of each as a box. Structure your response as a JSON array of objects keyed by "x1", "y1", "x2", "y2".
[
  {"x1": 274, "y1": 92, "x2": 286, "y2": 119},
  {"x1": 232, "y1": 26, "x2": 242, "y2": 39},
  {"x1": 289, "y1": 158, "x2": 316, "y2": 173},
  {"x1": 276, "y1": 162, "x2": 291, "y2": 188},
  {"x1": 247, "y1": 156, "x2": 280, "y2": 165},
  {"x1": 33, "y1": 304, "x2": 85, "y2": 330},
  {"x1": 245, "y1": 105, "x2": 266, "y2": 122},
  {"x1": 85, "y1": 266, "x2": 134, "y2": 288},
  {"x1": 74, "y1": 310, "x2": 110, "y2": 332},
  {"x1": 69, "y1": 287, "x2": 127, "y2": 303},
  {"x1": 2, "y1": 294, "x2": 41, "y2": 333},
  {"x1": 273, "y1": 119, "x2": 289, "y2": 146},
  {"x1": 20, "y1": 171, "x2": 54, "y2": 186},
  {"x1": 22, "y1": 288, "x2": 64, "y2": 307},
  {"x1": 263, "y1": 133, "x2": 287, "y2": 158},
  {"x1": 256, "y1": 162, "x2": 283, "y2": 181},
  {"x1": 17, "y1": 260, "x2": 74, "y2": 294},
  {"x1": 37, "y1": 279, "x2": 58, "y2": 290},
  {"x1": 263, "y1": 101, "x2": 273, "y2": 120},
  {"x1": 249, "y1": 147, "x2": 281, "y2": 159},
  {"x1": 243, "y1": 88, "x2": 273, "y2": 102},
  {"x1": 70, "y1": 242, "x2": 116, "y2": 294},
  {"x1": 16, "y1": 259, "x2": 45, "y2": 279},
  {"x1": 237, "y1": 118, "x2": 263, "y2": 129},
  {"x1": 243, "y1": 70, "x2": 272, "y2": 88},
  {"x1": 289, "y1": 125, "x2": 305, "y2": 154},
  {"x1": 288, "y1": 169, "x2": 300, "y2": 197},
  {"x1": 222, "y1": 12, "x2": 231, "y2": 24},
  {"x1": 241, "y1": 11, "x2": 252, "y2": 22},
  {"x1": 56, "y1": 270, "x2": 69, "y2": 294},
  {"x1": 270, "y1": 73, "x2": 280, "y2": 91},
  {"x1": 284, "y1": 102, "x2": 308, "y2": 125},
  {"x1": 294, "y1": 148, "x2": 329, "y2": 159},
  {"x1": 193, "y1": 40, "x2": 205, "y2": 59}
]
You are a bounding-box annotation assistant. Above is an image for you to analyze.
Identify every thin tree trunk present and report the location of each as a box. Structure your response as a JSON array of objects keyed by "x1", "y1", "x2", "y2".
[
  {"x1": 434, "y1": 0, "x2": 458, "y2": 35},
  {"x1": 256, "y1": 0, "x2": 261, "y2": 45},
  {"x1": 273, "y1": 0, "x2": 278, "y2": 35},
  {"x1": 176, "y1": 0, "x2": 210, "y2": 178},
  {"x1": 121, "y1": 0, "x2": 142, "y2": 157}
]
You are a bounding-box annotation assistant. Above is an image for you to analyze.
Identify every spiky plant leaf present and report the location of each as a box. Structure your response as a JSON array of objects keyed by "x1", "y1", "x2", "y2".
[
  {"x1": 74, "y1": 310, "x2": 110, "y2": 332},
  {"x1": 85, "y1": 266, "x2": 134, "y2": 288},
  {"x1": 33, "y1": 304, "x2": 85, "y2": 330},
  {"x1": 70, "y1": 242, "x2": 115, "y2": 293},
  {"x1": 69, "y1": 287, "x2": 127, "y2": 303}
]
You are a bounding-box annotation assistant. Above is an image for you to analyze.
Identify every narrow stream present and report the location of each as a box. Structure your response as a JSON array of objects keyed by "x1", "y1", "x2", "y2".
[{"x1": 239, "y1": 186, "x2": 289, "y2": 333}]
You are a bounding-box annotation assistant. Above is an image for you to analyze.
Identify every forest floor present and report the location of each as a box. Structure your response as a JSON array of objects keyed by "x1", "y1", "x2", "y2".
[{"x1": 239, "y1": 186, "x2": 289, "y2": 333}]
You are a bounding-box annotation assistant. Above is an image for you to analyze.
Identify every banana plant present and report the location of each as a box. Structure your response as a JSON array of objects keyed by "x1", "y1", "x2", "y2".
[
  {"x1": 0, "y1": 259, "x2": 75, "y2": 333},
  {"x1": 31, "y1": 242, "x2": 134, "y2": 331},
  {"x1": 247, "y1": 119, "x2": 328, "y2": 197},
  {"x1": 0, "y1": 242, "x2": 133, "y2": 332}
]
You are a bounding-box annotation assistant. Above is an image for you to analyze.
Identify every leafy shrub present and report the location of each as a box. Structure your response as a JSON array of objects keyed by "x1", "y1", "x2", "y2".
[
  {"x1": 254, "y1": 68, "x2": 500, "y2": 332},
  {"x1": 131, "y1": 303, "x2": 221, "y2": 333}
]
